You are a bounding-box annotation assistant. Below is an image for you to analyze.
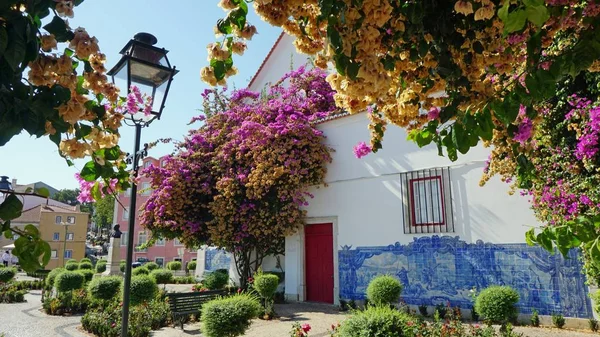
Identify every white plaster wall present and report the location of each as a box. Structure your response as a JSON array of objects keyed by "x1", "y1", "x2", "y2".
[
  {"x1": 248, "y1": 34, "x2": 311, "y2": 92},
  {"x1": 250, "y1": 34, "x2": 541, "y2": 302}
]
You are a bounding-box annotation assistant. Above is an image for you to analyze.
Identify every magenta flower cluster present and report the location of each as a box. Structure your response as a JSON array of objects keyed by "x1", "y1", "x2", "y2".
[
  {"x1": 353, "y1": 142, "x2": 372, "y2": 159},
  {"x1": 139, "y1": 66, "x2": 338, "y2": 250}
]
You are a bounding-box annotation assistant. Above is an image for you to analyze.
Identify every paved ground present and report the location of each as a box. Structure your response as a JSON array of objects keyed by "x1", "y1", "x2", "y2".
[
  {"x1": 0, "y1": 285, "x2": 595, "y2": 337},
  {"x1": 0, "y1": 291, "x2": 86, "y2": 337}
]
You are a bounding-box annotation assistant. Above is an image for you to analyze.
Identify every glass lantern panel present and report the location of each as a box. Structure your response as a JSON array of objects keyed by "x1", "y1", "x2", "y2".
[{"x1": 130, "y1": 44, "x2": 169, "y2": 67}]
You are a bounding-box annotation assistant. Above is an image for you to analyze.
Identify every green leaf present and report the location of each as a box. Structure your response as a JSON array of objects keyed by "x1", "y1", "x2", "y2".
[
  {"x1": 536, "y1": 231, "x2": 554, "y2": 253},
  {"x1": 526, "y1": 5, "x2": 549, "y2": 27},
  {"x1": 104, "y1": 146, "x2": 122, "y2": 161},
  {"x1": 347, "y1": 62, "x2": 360, "y2": 81},
  {"x1": 35, "y1": 187, "x2": 50, "y2": 198},
  {"x1": 4, "y1": 229, "x2": 13, "y2": 239},
  {"x1": 80, "y1": 161, "x2": 100, "y2": 181},
  {"x1": 504, "y1": 9, "x2": 528, "y2": 33},
  {"x1": 523, "y1": 0, "x2": 544, "y2": 6},
  {"x1": 91, "y1": 182, "x2": 102, "y2": 201},
  {"x1": 43, "y1": 16, "x2": 70, "y2": 42},
  {"x1": 590, "y1": 239, "x2": 600, "y2": 268},
  {"x1": 24, "y1": 224, "x2": 39, "y2": 236},
  {"x1": 4, "y1": 18, "x2": 27, "y2": 71},
  {"x1": 229, "y1": 8, "x2": 247, "y2": 31},
  {"x1": 216, "y1": 19, "x2": 232, "y2": 35},
  {"x1": 210, "y1": 59, "x2": 226, "y2": 81},
  {"x1": 0, "y1": 27, "x2": 7, "y2": 57},
  {"x1": 498, "y1": 1, "x2": 510, "y2": 22},
  {"x1": 0, "y1": 194, "x2": 23, "y2": 221},
  {"x1": 40, "y1": 241, "x2": 51, "y2": 267},
  {"x1": 525, "y1": 228, "x2": 536, "y2": 246}
]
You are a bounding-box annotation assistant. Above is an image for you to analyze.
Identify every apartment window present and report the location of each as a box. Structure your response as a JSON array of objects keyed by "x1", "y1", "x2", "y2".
[
  {"x1": 144, "y1": 161, "x2": 153, "y2": 169},
  {"x1": 173, "y1": 257, "x2": 182, "y2": 262},
  {"x1": 401, "y1": 167, "x2": 454, "y2": 234},
  {"x1": 53, "y1": 232, "x2": 60, "y2": 241},
  {"x1": 66, "y1": 233, "x2": 74, "y2": 241},
  {"x1": 173, "y1": 238, "x2": 183, "y2": 246},
  {"x1": 64, "y1": 250, "x2": 73, "y2": 259},
  {"x1": 121, "y1": 232, "x2": 128, "y2": 246},
  {"x1": 141, "y1": 182, "x2": 151, "y2": 196},
  {"x1": 161, "y1": 160, "x2": 167, "y2": 167},
  {"x1": 155, "y1": 257, "x2": 164, "y2": 267},
  {"x1": 51, "y1": 250, "x2": 58, "y2": 259},
  {"x1": 156, "y1": 237, "x2": 165, "y2": 246},
  {"x1": 138, "y1": 231, "x2": 148, "y2": 246},
  {"x1": 66, "y1": 216, "x2": 75, "y2": 224},
  {"x1": 122, "y1": 208, "x2": 129, "y2": 220},
  {"x1": 55, "y1": 216, "x2": 62, "y2": 224},
  {"x1": 124, "y1": 188, "x2": 131, "y2": 197}
]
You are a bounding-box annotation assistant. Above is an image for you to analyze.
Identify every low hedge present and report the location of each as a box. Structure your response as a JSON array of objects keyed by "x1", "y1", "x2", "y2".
[
  {"x1": 201, "y1": 293, "x2": 261, "y2": 337},
  {"x1": 145, "y1": 262, "x2": 159, "y2": 271},
  {"x1": 55, "y1": 271, "x2": 84, "y2": 293},
  {"x1": 337, "y1": 305, "x2": 413, "y2": 337},
  {"x1": 65, "y1": 263, "x2": 79, "y2": 271},
  {"x1": 204, "y1": 271, "x2": 229, "y2": 290},
  {"x1": 129, "y1": 275, "x2": 158, "y2": 306},
  {"x1": 0, "y1": 267, "x2": 17, "y2": 283},
  {"x1": 166, "y1": 261, "x2": 182, "y2": 271},
  {"x1": 78, "y1": 269, "x2": 95, "y2": 283},
  {"x1": 79, "y1": 262, "x2": 93, "y2": 270},
  {"x1": 132, "y1": 267, "x2": 150, "y2": 276},
  {"x1": 150, "y1": 269, "x2": 173, "y2": 285},
  {"x1": 0, "y1": 285, "x2": 26, "y2": 303},
  {"x1": 88, "y1": 276, "x2": 121, "y2": 301},
  {"x1": 366, "y1": 275, "x2": 403, "y2": 306},
  {"x1": 187, "y1": 261, "x2": 197, "y2": 271},
  {"x1": 46, "y1": 268, "x2": 66, "y2": 287},
  {"x1": 475, "y1": 286, "x2": 520, "y2": 324},
  {"x1": 80, "y1": 258, "x2": 91, "y2": 263},
  {"x1": 95, "y1": 263, "x2": 106, "y2": 273}
]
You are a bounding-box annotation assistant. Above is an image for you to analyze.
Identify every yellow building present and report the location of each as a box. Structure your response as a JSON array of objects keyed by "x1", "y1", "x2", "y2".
[{"x1": 0, "y1": 203, "x2": 89, "y2": 269}]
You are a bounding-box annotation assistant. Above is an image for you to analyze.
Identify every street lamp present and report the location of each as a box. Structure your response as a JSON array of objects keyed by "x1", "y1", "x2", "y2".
[{"x1": 107, "y1": 32, "x2": 177, "y2": 337}]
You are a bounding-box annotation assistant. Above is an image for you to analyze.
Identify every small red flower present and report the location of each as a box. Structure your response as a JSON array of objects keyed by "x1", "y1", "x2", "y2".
[
  {"x1": 301, "y1": 323, "x2": 311, "y2": 333},
  {"x1": 237, "y1": 288, "x2": 242, "y2": 294},
  {"x1": 111, "y1": 322, "x2": 116, "y2": 328}
]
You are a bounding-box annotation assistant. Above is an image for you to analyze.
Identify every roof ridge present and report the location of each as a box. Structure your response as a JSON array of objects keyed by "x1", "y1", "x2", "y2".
[{"x1": 247, "y1": 31, "x2": 285, "y2": 89}]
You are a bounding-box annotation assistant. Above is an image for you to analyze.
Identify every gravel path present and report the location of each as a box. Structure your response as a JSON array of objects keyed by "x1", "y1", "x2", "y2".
[
  {"x1": 513, "y1": 326, "x2": 598, "y2": 337},
  {"x1": 0, "y1": 290, "x2": 86, "y2": 337}
]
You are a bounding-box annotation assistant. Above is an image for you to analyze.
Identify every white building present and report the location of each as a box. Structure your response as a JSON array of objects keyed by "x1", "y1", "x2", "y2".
[{"x1": 245, "y1": 33, "x2": 593, "y2": 318}]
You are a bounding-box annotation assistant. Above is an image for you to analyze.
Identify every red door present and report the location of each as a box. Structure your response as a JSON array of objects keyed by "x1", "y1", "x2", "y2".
[{"x1": 305, "y1": 223, "x2": 334, "y2": 303}]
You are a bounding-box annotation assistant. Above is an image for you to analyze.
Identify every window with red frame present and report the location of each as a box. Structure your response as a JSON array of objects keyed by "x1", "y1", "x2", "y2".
[{"x1": 401, "y1": 167, "x2": 454, "y2": 234}]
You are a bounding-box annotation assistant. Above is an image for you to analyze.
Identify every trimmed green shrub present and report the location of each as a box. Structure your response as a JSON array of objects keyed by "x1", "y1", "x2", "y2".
[
  {"x1": 0, "y1": 268, "x2": 17, "y2": 283},
  {"x1": 552, "y1": 313, "x2": 566, "y2": 328},
  {"x1": 67, "y1": 259, "x2": 77, "y2": 264},
  {"x1": 95, "y1": 263, "x2": 106, "y2": 273},
  {"x1": 201, "y1": 293, "x2": 261, "y2": 337},
  {"x1": 172, "y1": 276, "x2": 196, "y2": 284},
  {"x1": 97, "y1": 259, "x2": 107, "y2": 264},
  {"x1": 203, "y1": 271, "x2": 229, "y2": 290},
  {"x1": 129, "y1": 275, "x2": 158, "y2": 305},
  {"x1": 150, "y1": 269, "x2": 173, "y2": 285},
  {"x1": 166, "y1": 261, "x2": 182, "y2": 271},
  {"x1": 65, "y1": 263, "x2": 79, "y2": 271},
  {"x1": 46, "y1": 268, "x2": 66, "y2": 287},
  {"x1": 80, "y1": 258, "x2": 91, "y2": 263},
  {"x1": 253, "y1": 273, "x2": 279, "y2": 298},
  {"x1": 77, "y1": 269, "x2": 94, "y2": 282},
  {"x1": 187, "y1": 261, "x2": 197, "y2": 271},
  {"x1": 87, "y1": 276, "x2": 121, "y2": 301},
  {"x1": 475, "y1": 286, "x2": 519, "y2": 324},
  {"x1": 55, "y1": 271, "x2": 84, "y2": 292},
  {"x1": 79, "y1": 262, "x2": 93, "y2": 270},
  {"x1": 531, "y1": 309, "x2": 540, "y2": 327},
  {"x1": 132, "y1": 267, "x2": 149, "y2": 276},
  {"x1": 366, "y1": 275, "x2": 402, "y2": 306},
  {"x1": 337, "y1": 305, "x2": 412, "y2": 337},
  {"x1": 120, "y1": 260, "x2": 126, "y2": 273},
  {"x1": 145, "y1": 262, "x2": 159, "y2": 271}
]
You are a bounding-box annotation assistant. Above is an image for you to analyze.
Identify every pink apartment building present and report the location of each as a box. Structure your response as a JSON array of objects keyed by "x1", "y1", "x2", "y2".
[{"x1": 115, "y1": 156, "x2": 197, "y2": 268}]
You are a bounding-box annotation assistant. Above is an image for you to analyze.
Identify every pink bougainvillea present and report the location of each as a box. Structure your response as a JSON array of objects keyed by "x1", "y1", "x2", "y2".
[{"x1": 140, "y1": 67, "x2": 338, "y2": 286}]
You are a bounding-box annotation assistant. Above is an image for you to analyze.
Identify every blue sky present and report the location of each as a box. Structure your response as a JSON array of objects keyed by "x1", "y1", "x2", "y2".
[{"x1": 0, "y1": 0, "x2": 281, "y2": 190}]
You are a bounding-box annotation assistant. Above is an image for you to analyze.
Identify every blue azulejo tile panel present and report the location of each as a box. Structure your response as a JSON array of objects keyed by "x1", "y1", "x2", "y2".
[
  {"x1": 204, "y1": 248, "x2": 231, "y2": 272},
  {"x1": 339, "y1": 236, "x2": 593, "y2": 318}
]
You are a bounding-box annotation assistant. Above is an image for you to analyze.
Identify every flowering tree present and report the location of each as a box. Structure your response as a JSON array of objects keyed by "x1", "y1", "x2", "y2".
[
  {"x1": 202, "y1": 2, "x2": 600, "y2": 272},
  {"x1": 141, "y1": 67, "x2": 337, "y2": 286},
  {"x1": 0, "y1": 1, "x2": 135, "y2": 271}
]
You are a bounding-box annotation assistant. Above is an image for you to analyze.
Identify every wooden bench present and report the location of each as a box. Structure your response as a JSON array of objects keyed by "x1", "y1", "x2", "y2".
[{"x1": 167, "y1": 290, "x2": 226, "y2": 329}]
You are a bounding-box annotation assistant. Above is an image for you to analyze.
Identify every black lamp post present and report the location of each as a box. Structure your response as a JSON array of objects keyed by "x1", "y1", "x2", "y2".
[
  {"x1": 0, "y1": 176, "x2": 12, "y2": 191},
  {"x1": 107, "y1": 32, "x2": 177, "y2": 337}
]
